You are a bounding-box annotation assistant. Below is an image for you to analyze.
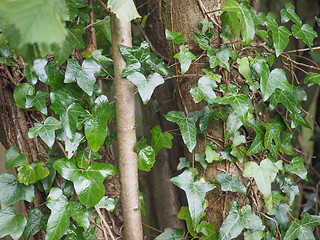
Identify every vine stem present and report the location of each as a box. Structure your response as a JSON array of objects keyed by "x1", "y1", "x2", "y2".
[
  {"x1": 273, "y1": 201, "x2": 295, "y2": 220},
  {"x1": 94, "y1": 205, "x2": 116, "y2": 240}
]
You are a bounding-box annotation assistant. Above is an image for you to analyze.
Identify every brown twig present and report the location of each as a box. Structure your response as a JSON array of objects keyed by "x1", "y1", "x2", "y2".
[
  {"x1": 85, "y1": 17, "x2": 110, "y2": 30},
  {"x1": 96, "y1": 0, "x2": 110, "y2": 13},
  {"x1": 89, "y1": 0, "x2": 97, "y2": 48},
  {"x1": 94, "y1": 205, "x2": 117, "y2": 240},
  {"x1": 273, "y1": 201, "x2": 295, "y2": 220}
]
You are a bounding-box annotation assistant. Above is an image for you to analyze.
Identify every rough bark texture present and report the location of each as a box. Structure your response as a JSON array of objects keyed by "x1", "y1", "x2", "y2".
[{"x1": 111, "y1": 14, "x2": 143, "y2": 240}]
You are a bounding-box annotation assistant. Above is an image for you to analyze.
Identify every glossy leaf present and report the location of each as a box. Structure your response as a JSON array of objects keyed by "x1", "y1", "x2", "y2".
[
  {"x1": 215, "y1": 173, "x2": 246, "y2": 194},
  {"x1": 63, "y1": 132, "x2": 84, "y2": 159},
  {"x1": 177, "y1": 206, "x2": 196, "y2": 237},
  {"x1": 127, "y1": 72, "x2": 164, "y2": 104},
  {"x1": 247, "y1": 120, "x2": 266, "y2": 156},
  {"x1": 174, "y1": 45, "x2": 196, "y2": 74},
  {"x1": 165, "y1": 29, "x2": 188, "y2": 44},
  {"x1": 151, "y1": 125, "x2": 173, "y2": 155},
  {"x1": 280, "y1": 3, "x2": 302, "y2": 26},
  {"x1": 280, "y1": 133, "x2": 294, "y2": 155},
  {"x1": 243, "y1": 158, "x2": 279, "y2": 211},
  {"x1": 192, "y1": 31, "x2": 214, "y2": 50},
  {"x1": 304, "y1": 72, "x2": 320, "y2": 85},
  {"x1": 177, "y1": 157, "x2": 190, "y2": 171},
  {"x1": 0, "y1": 206, "x2": 27, "y2": 240},
  {"x1": 221, "y1": 11, "x2": 240, "y2": 37},
  {"x1": 26, "y1": 91, "x2": 49, "y2": 115},
  {"x1": 0, "y1": 173, "x2": 34, "y2": 208},
  {"x1": 205, "y1": 145, "x2": 221, "y2": 163},
  {"x1": 219, "y1": 201, "x2": 264, "y2": 240},
  {"x1": 225, "y1": 111, "x2": 243, "y2": 140},
  {"x1": 17, "y1": 162, "x2": 49, "y2": 185},
  {"x1": 98, "y1": 196, "x2": 117, "y2": 212},
  {"x1": 170, "y1": 169, "x2": 215, "y2": 230},
  {"x1": 76, "y1": 145, "x2": 102, "y2": 169},
  {"x1": 23, "y1": 208, "x2": 47, "y2": 240},
  {"x1": 92, "y1": 49, "x2": 113, "y2": 63},
  {"x1": 5, "y1": 145, "x2": 27, "y2": 169},
  {"x1": 28, "y1": 117, "x2": 62, "y2": 148},
  {"x1": 264, "y1": 115, "x2": 286, "y2": 150},
  {"x1": 13, "y1": 83, "x2": 35, "y2": 109},
  {"x1": 270, "y1": 202, "x2": 291, "y2": 231},
  {"x1": 285, "y1": 157, "x2": 307, "y2": 180},
  {"x1": 278, "y1": 176, "x2": 299, "y2": 205},
  {"x1": 155, "y1": 228, "x2": 184, "y2": 240},
  {"x1": 208, "y1": 45, "x2": 232, "y2": 71},
  {"x1": 53, "y1": 157, "x2": 118, "y2": 208},
  {"x1": 137, "y1": 146, "x2": 155, "y2": 171},
  {"x1": 165, "y1": 111, "x2": 198, "y2": 152},
  {"x1": 190, "y1": 76, "x2": 217, "y2": 104},
  {"x1": 195, "y1": 153, "x2": 207, "y2": 169},
  {"x1": 68, "y1": 200, "x2": 91, "y2": 230},
  {"x1": 292, "y1": 24, "x2": 317, "y2": 48},
  {"x1": 244, "y1": 231, "x2": 263, "y2": 240},
  {"x1": 107, "y1": 0, "x2": 141, "y2": 23},
  {"x1": 237, "y1": 57, "x2": 253, "y2": 85},
  {"x1": 65, "y1": 58, "x2": 101, "y2": 96}
]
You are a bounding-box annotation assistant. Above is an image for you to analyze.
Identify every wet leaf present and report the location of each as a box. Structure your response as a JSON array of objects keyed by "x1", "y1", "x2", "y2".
[
  {"x1": 292, "y1": 24, "x2": 317, "y2": 49},
  {"x1": 25, "y1": 90, "x2": 49, "y2": 115},
  {"x1": 17, "y1": 162, "x2": 49, "y2": 185},
  {"x1": 98, "y1": 196, "x2": 117, "y2": 212},
  {"x1": 137, "y1": 146, "x2": 155, "y2": 171},
  {"x1": 23, "y1": 208, "x2": 47, "y2": 240},
  {"x1": 13, "y1": 83, "x2": 35, "y2": 109},
  {"x1": 0, "y1": 206, "x2": 27, "y2": 240},
  {"x1": 4, "y1": 145, "x2": 27, "y2": 169},
  {"x1": 280, "y1": 3, "x2": 302, "y2": 26}
]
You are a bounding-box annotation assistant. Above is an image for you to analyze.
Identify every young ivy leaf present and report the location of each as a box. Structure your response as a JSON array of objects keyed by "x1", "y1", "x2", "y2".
[
  {"x1": 165, "y1": 29, "x2": 188, "y2": 44},
  {"x1": 165, "y1": 111, "x2": 199, "y2": 152},
  {"x1": 283, "y1": 212, "x2": 320, "y2": 240},
  {"x1": 190, "y1": 76, "x2": 218, "y2": 104},
  {"x1": 280, "y1": 2, "x2": 302, "y2": 26},
  {"x1": 25, "y1": 90, "x2": 50, "y2": 115},
  {"x1": 292, "y1": 24, "x2": 317, "y2": 49},
  {"x1": 174, "y1": 45, "x2": 196, "y2": 74},
  {"x1": 127, "y1": 72, "x2": 164, "y2": 104},
  {"x1": 208, "y1": 45, "x2": 233, "y2": 71},
  {"x1": 177, "y1": 206, "x2": 197, "y2": 237},
  {"x1": 285, "y1": 157, "x2": 308, "y2": 180},
  {"x1": 137, "y1": 146, "x2": 155, "y2": 172},
  {"x1": 237, "y1": 57, "x2": 253, "y2": 85},
  {"x1": 53, "y1": 157, "x2": 118, "y2": 208},
  {"x1": 154, "y1": 228, "x2": 184, "y2": 240},
  {"x1": 244, "y1": 231, "x2": 263, "y2": 240},
  {"x1": 219, "y1": 201, "x2": 264, "y2": 240},
  {"x1": 304, "y1": 72, "x2": 320, "y2": 85},
  {"x1": 225, "y1": 111, "x2": 243, "y2": 140},
  {"x1": 28, "y1": 117, "x2": 62, "y2": 148},
  {"x1": 215, "y1": 173, "x2": 246, "y2": 194},
  {"x1": 4, "y1": 145, "x2": 27, "y2": 169},
  {"x1": 98, "y1": 196, "x2": 118, "y2": 213},
  {"x1": 243, "y1": 158, "x2": 279, "y2": 212},
  {"x1": 17, "y1": 162, "x2": 49, "y2": 185},
  {"x1": 64, "y1": 58, "x2": 101, "y2": 96},
  {"x1": 247, "y1": 120, "x2": 266, "y2": 156},
  {"x1": 170, "y1": 169, "x2": 215, "y2": 230},
  {"x1": 13, "y1": 83, "x2": 35, "y2": 109},
  {"x1": 0, "y1": 206, "x2": 27, "y2": 240},
  {"x1": 264, "y1": 115, "x2": 286, "y2": 149},
  {"x1": 151, "y1": 125, "x2": 173, "y2": 155}
]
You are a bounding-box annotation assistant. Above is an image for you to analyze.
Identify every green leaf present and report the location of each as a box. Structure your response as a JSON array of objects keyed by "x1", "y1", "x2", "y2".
[
  {"x1": 46, "y1": 187, "x2": 70, "y2": 240},
  {"x1": 76, "y1": 145, "x2": 102, "y2": 169},
  {"x1": 232, "y1": 131, "x2": 246, "y2": 147},
  {"x1": 177, "y1": 206, "x2": 197, "y2": 237},
  {"x1": 205, "y1": 145, "x2": 221, "y2": 163},
  {"x1": 215, "y1": 92, "x2": 249, "y2": 124},
  {"x1": 23, "y1": 66, "x2": 38, "y2": 85},
  {"x1": 65, "y1": 58, "x2": 101, "y2": 96},
  {"x1": 221, "y1": 11, "x2": 240, "y2": 37},
  {"x1": 17, "y1": 162, "x2": 49, "y2": 185},
  {"x1": 165, "y1": 29, "x2": 188, "y2": 44},
  {"x1": 190, "y1": 76, "x2": 217, "y2": 104},
  {"x1": 247, "y1": 120, "x2": 266, "y2": 156},
  {"x1": 244, "y1": 231, "x2": 263, "y2": 240},
  {"x1": 198, "y1": 221, "x2": 218, "y2": 239},
  {"x1": 0, "y1": 206, "x2": 27, "y2": 240},
  {"x1": 53, "y1": 25, "x2": 85, "y2": 66},
  {"x1": 41, "y1": 159, "x2": 57, "y2": 194},
  {"x1": 219, "y1": 201, "x2": 264, "y2": 240},
  {"x1": 237, "y1": 57, "x2": 253, "y2": 85},
  {"x1": 174, "y1": 45, "x2": 196, "y2": 74},
  {"x1": 285, "y1": 157, "x2": 307, "y2": 180},
  {"x1": 283, "y1": 212, "x2": 320, "y2": 240},
  {"x1": 264, "y1": 115, "x2": 286, "y2": 150},
  {"x1": 98, "y1": 196, "x2": 117, "y2": 212},
  {"x1": 225, "y1": 111, "x2": 243, "y2": 140},
  {"x1": 208, "y1": 45, "x2": 232, "y2": 71},
  {"x1": 304, "y1": 72, "x2": 320, "y2": 85},
  {"x1": 192, "y1": 31, "x2": 214, "y2": 50},
  {"x1": 243, "y1": 158, "x2": 279, "y2": 211},
  {"x1": 278, "y1": 176, "x2": 299, "y2": 205},
  {"x1": 137, "y1": 146, "x2": 155, "y2": 171},
  {"x1": 13, "y1": 83, "x2": 35, "y2": 109},
  {"x1": 25, "y1": 90, "x2": 50, "y2": 115},
  {"x1": 0, "y1": 173, "x2": 34, "y2": 208},
  {"x1": 215, "y1": 173, "x2": 246, "y2": 194},
  {"x1": 5, "y1": 145, "x2": 27, "y2": 169},
  {"x1": 280, "y1": 133, "x2": 294, "y2": 155},
  {"x1": 151, "y1": 125, "x2": 173, "y2": 155},
  {"x1": 92, "y1": 49, "x2": 113, "y2": 63},
  {"x1": 68, "y1": 200, "x2": 91, "y2": 230},
  {"x1": 170, "y1": 169, "x2": 215, "y2": 230},
  {"x1": 165, "y1": 111, "x2": 198, "y2": 152},
  {"x1": 292, "y1": 24, "x2": 317, "y2": 49},
  {"x1": 53, "y1": 157, "x2": 118, "y2": 208},
  {"x1": 280, "y1": 3, "x2": 302, "y2": 26},
  {"x1": 107, "y1": 0, "x2": 141, "y2": 23},
  {"x1": 23, "y1": 208, "x2": 47, "y2": 240},
  {"x1": 177, "y1": 157, "x2": 190, "y2": 171},
  {"x1": 0, "y1": 0, "x2": 68, "y2": 47},
  {"x1": 270, "y1": 202, "x2": 291, "y2": 231},
  {"x1": 155, "y1": 228, "x2": 184, "y2": 240},
  {"x1": 195, "y1": 153, "x2": 207, "y2": 169},
  {"x1": 127, "y1": 72, "x2": 164, "y2": 104},
  {"x1": 198, "y1": 18, "x2": 214, "y2": 33},
  {"x1": 28, "y1": 116, "x2": 62, "y2": 148}
]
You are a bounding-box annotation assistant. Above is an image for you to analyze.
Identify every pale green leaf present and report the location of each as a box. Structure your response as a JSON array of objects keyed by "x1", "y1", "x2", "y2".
[
  {"x1": 205, "y1": 145, "x2": 221, "y2": 163},
  {"x1": 17, "y1": 162, "x2": 49, "y2": 185},
  {"x1": 155, "y1": 228, "x2": 184, "y2": 240},
  {"x1": 215, "y1": 173, "x2": 246, "y2": 194},
  {"x1": 237, "y1": 57, "x2": 253, "y2": 85},
  {"x1": 0, "y1": 206, "x2": 27, "y2": 240},
  {"x1": 208, "y1": 45, "x2": 232, "y2": 71},
  {"x1": 98, "y1": 196, "x2": 117, "y2": 213},
  {"x1": 244, "y1": 231, "x2": 263, "y2": 240},
  {"x1": 174, "y1": 45, "x2": 196, "y2": 74},
  {"x1": 292, "y1": 24, "x2": 317, "y2": 48},
  {"x1": 108, "y1": 0, "x2": 141, "y2": 23},
  {"x1": 165, "y1": 29, "x2": 188, "y2": 44},
  {"x1": 285, "y1": 157, "x2": 307, "y2": 180}
]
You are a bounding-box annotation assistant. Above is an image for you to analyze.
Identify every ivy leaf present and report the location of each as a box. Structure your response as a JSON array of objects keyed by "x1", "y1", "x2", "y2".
[
  {"x1": 208, "y1": 45, "x2": 232, "y2": 71},
  {"x1": 285, "y1": 157, "x2": 307, "y2": 180},
  {"x1": 261, "y1": 68, "x2": 294, "y2": 101},
  {"x1": 247, "y1": 120, "x2": 266, "y2": 156},
  {"x1": 0, "y1": 0, "x2": 68, "y2": 47},
  {"x1": 68, "y1": 200, "x2": 91, "y2": 230},
  {"x1": 215, "y1": 173, "x2": 246, "y2": 194},
  {"x1": 165, "y1": 111, "x2": 198, "y2": 152},
  {"x1": 107, "y1": 0, "x2": 141, "y2": 23},
  {"x1": 13, "y1": 83, "x2": 35, "y2": 109},
  {"x1": 215, "y1": 92, "x2": 249, "y2": 125},
  {"x1": 0, "y1": 173, "x2": 34, "y2": 209},
  {"x1": 244, "y1": 231, "x2": 263, "y2": 240},
  {"x1": 23, "y1": 208, "x2": 47, "y2": 240},
  {"x1": 280, "y1": 133, "x2": 294, "y2": 155},
  {"x1": 28, "y1": 117, "x2": 62, "y2": 148},
  {"x1": 205, "y1": 145, "x2": 221, "y2": 163},
  {"x1": 292, "y1": 24, "x2": 317, "y2": 49},
  {"x1": 98, "y1": 196, "x2": 117, "y2": 212},
  {"x1": 195, "y1": 153, "x2": 207, "y2": 169},
  {"x1": 221, "y1": 11, "x2": 240, "y2": 37},
  {"x1": 190, "y1": 76, "x2": 218, "y2": 104},
  {"x1": 53, "y1": 25, "x2": 85, "y2": 66},
  {"x1": 65, "y1": 58, "x2": 101, "y2": 96},
  {"x1": 198, "y1": 18, "x2": 214, "y2": 33},
  {"x1": 151, "y1": 125, "x2": 173, "y2": 155},
  {"x1": 46, "y1": 188, "x2": 70, "y2": 240},
  {"x1": 243, "y1": 158, "x2": 279, "y2": 211},
  {"x1": 270, "y1": 203, "x2": 291, "y2": 231},
  {"x1": 0, "y1": 206, "x2": 27, "y2": 240},
  {"x1": 165, "y1": 29, "x2": 188, "y2": 44},
  {"x1": 127, "y1": 72, "x2": 164, "y2": 104},
  {"x1": 92, "y1": 49, "x2": 113, "y2": 63},
  {"x1": 170, "y1": 169, "x2": 215, "y2": 230},
  {"x1": 17, "y1": 162, "x2": 49, "y2": 185},
  {"x1": 177, "y1": 157, "x2": 190, "y2": 171},
  {"x1": 177, "y1": 206, "x2": 197, "y2": 237},
  {"x1": 304, "y1": 72, "x2": 320, "y2": 85},
  {"x1": 137, "y1": 146, "x2": 155, "y2": 171},
  {"x1": 174, "y1": 45, "x2": 196, "y2": 74},
  {"x1": 53, "y1": 157, "x2": 118, "y2": 208},
  {"x1": 76, "y1": 145, "x2": 102, "y2": 169},
  {"x1": 278, "y1": 176, "x2": 299, "y2": 205},
  {"x1": 280, "y1": 3, "x2": 302, "y2": 26},
  {"x1": 225, "y1": 111, "x2": 243, "y2": 140},
  {"x1": 192, "y1": 31, "x2": 214, "y2": 50},
  {"x1": 5, "y1": 145, "x2": 27, "y2": 169},
  {"x1": 219, "y1": 201, "x2": 264, "y2": 240},
  {"x1": 237, "y1": 57, "x2": 253, "y2": 85},
  {"x1": 155, "y1": 228, "x2": 184, "y2": 240},
  {"x1": 283, "y1": 212, "x2": 320, "y2": 240},
  {"x1": 264, "y1": 115, "x2": 286, "y2": 150},
  {"x1": 25, "y1": 91, "x2": 50, "y2": 115}
]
